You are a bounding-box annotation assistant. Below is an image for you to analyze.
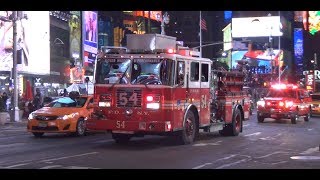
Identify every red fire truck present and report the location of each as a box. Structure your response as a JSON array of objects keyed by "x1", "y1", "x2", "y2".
[{"x1": 86, "y1": 34, "x2": 251, "y2": 144}]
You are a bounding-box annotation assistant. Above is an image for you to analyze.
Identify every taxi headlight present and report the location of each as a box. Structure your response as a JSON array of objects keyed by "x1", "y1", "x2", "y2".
[
  {"x1": 28, "y1": 113, "x2": 35, "y2": 120},
  {"x1": 58, "y1": 112, "x2": 79, "y2": 120}
]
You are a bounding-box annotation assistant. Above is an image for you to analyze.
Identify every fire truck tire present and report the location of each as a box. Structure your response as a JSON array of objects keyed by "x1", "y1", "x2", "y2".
[
  {"x1": 257, "y1": 114, "x2": 264, "y2": 123},
  {"x1": 219, "y1": 108, "x2": 242, "y2": 136},
  {"x1": 291, "y1": 114, "x2": 298, "y2": 124},
  {"x1": 112, "y1": 133, "x2": 131, "y2": 144},
  {"x1": 32, "y1": 132, "x2": 44, "y2": 137},
  {"x1": 179, "y1": 111, "x2": 197, "y2": 144}
]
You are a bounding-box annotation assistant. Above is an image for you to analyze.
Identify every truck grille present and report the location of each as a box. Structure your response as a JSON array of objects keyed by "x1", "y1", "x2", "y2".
[{"x1": 116, "y1": 89, "x2": 142, "y2": 108}]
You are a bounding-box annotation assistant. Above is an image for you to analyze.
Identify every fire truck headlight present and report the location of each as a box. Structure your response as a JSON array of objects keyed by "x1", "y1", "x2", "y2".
[
  {"x1": 257, "y1": 100, "x2": 265, "y2": 107},
  {"x1": 146, "y1": 103, "x2": 160, "y2": 109},
  {"x1": 99, "y1": 101, "x2": 111, "y2": 107},
  {"x1": 285, "y1": 101, "x2": 293, "y2": 108}
]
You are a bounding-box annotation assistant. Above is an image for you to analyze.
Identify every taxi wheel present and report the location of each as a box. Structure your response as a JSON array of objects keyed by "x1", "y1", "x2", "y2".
[
  {"x1": 75, "y1": 118, "x2": 86, "y2": 136},
  {"x1": 33, "y1": 132, "x2": 44, "y2": 137}
]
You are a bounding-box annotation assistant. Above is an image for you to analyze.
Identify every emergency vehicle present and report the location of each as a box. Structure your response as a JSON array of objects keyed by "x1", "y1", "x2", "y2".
[
  {"x1": 256, "y1": 83, "x2": 312, "y2": 124},
  {"x1": 86, "y1": 34, "x2": 251, "y2": 144}
]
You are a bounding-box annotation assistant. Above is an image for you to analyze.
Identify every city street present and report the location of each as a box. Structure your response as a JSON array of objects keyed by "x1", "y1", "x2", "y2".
[{"x1": 0, "y1": 110, "x2": 319, "y2": 169}]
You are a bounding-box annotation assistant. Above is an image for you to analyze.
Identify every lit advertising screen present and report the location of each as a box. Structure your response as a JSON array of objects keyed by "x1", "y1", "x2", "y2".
[
  {"x1": 232, "y1": 16, "x2": 283, "y2": 38},
  {"x1": 69, "y1": 11, "x2": 81, "y2": 59},
  {"x1": 82, "y1": 11, "x2": 98, "y2": 65},
  {"x1": 0, "y1": 11, "x2": 50, "y2": 75},
  {"x1": 134, "y1": 11, "x2": 162, "y2": 21},
  {"x1": 294, "y1": 28, "x2": 303, "y2": 75},
  {"x1": 231, "y1": 50, "x2": 273, "y2": 74},
  {"x1": 223, "y1": 23, "x2": 232, "y2": 51},
  {"x1": 308, "y1": 11, "x2": 320, "y2": 35}
]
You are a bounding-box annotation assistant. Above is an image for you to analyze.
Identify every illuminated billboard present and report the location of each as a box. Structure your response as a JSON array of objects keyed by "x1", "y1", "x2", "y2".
[
  {"x1": 134, "y1": 11, "x2": 162, "y2": 21},
  {"x1": 294, "y1": 28, "x2": 303, "y2": 75},
  {"x1": 69, "y1": 11, "x2": 81, "y2": 60},
  {"x1": 223, "y1": 23, "x2": 232, "y2": 51},
  {"x1": 0, "y1": 11, "x2": 50, "y2": 75},
  {"x1": 82, "y1": 11, "x2": 98, "y2": 65},
  {"x1": 232, "y1": 16, "x2": 283, "y2": 38},
  {"x1": 308, "y1": 11, "x2": 320, "y2": 35}
]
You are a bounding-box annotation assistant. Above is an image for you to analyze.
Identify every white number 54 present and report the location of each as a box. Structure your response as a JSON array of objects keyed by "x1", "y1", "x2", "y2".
[{"x1": 116, "y1": 121, "x2": 125, "y2": 129}]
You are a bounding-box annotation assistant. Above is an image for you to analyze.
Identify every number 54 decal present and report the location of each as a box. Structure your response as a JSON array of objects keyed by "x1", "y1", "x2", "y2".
[
  {"x1": 116, "y1": 121, "x2": 125, "y2": 129},
  {"x1": 119, "y1": 92, "x2": 138, "y2": 106}
]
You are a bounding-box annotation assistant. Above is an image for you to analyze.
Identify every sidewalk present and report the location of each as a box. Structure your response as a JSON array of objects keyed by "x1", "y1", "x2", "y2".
[{"x1": 0, "y1": 118, "x2": 28, "y2": 128}]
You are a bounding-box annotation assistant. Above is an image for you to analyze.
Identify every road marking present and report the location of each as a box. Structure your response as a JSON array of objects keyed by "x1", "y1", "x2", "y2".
[
  {"x1": 93, "y1": 139, "x2": 115, "y2": 144},
  {"x1": 255, "y1": 151, "x2": 291, "y2": 159},
  {"x1": 244, "y1": 132, "x2": 261, "y2": 137},
  {"x1": 300, "y1": 147, "x2": 319, "y2": 155},
  {"x1": 271, "y1": 161, "x2": 287, "y2": 165},
  {"x1": 243, "y1": 124, "x2": 250, "y2": 127},
  {"x1": 0, "y1": 143, "x2": 26, "y2": 148},
  {"x1": 65, "y1": 166, "x2": 100, "y2": 169},
  {"x1": 215, "y1": 158, "x2": 249, "y2": 169},
  {"x1": 307, "y1": 129, "x2": 313, "y2": 131},
  {"x1": 192, "y1": 163, "x2": 212, "y2": 169},
  {"x1": 290, "y1": 156, "x2": 320, "y2": 160},
  {"x1": 40, "y1": 152, "x2": 99, "y2": 163},
  {"x1": 193, "y1": 141, "x2": 222, "y2": 147},
  {"x1": 40, "y1": 165, "x2": 63, "y2": 169},
  {"x1": 5, "y1": 163, "x2": 30, "y2": 168}
]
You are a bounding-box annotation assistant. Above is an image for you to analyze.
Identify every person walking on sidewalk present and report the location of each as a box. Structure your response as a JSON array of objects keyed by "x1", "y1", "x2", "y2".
[
  {"x1": 2, "y1": 92, "x2": 8, "y2": 111},
  {"x1": 33, "y1": 88, "x2": 43, "y2": 110}
]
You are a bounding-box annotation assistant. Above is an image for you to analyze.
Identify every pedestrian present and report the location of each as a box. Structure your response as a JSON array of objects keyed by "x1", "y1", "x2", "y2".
[
  {"x1": 33, "y1": 88, "x2": 43, "y2": 110},
  {"x1": 2, "y1": 92, "x2": 8, "y2": 111},
  {"x1": 63, "y1": 89, "x2": 68, "y2": 97}
]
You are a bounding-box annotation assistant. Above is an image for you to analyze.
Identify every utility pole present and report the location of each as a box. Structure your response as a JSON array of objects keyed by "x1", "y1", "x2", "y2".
[
  {"x1": 12, "y1": 11, "x2": 19, "y2": 122},
  {"x1": 278, "y1": 11, "x2": 281, "y2": 84}
]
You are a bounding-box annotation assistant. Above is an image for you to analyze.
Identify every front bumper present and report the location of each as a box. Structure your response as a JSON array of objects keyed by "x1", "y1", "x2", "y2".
[
  {"x1": 86, "y1": 118, "x2": 172, "y2": 134},
  {"x1": 257, "y1": 108, "x2": 294, "y2": 119},
  {"x1": 27, "y1": 119, "x2": 75, "y2": 133}
]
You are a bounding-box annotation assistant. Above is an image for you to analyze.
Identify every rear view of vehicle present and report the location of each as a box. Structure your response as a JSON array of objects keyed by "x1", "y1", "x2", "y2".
[
  {"x1": 310, "y1": 93, "x2": 320, "y2": 115},
  {"x1": 256, "y1": 84, "x2": 311, "y2": 124}
]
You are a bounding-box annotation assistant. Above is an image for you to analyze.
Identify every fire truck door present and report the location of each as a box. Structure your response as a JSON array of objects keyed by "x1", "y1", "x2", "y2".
[{"x1": 200, "y1": 63, "x2": 210, "y2": 125}]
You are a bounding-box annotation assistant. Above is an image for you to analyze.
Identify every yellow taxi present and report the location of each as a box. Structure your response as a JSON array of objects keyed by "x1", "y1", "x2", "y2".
[
  {"x1": 310, "y1": 93, "x2": 320, "y2": 115},
  {"x1": 27, "y1": 94, "x2": 94, "y2": 137}
]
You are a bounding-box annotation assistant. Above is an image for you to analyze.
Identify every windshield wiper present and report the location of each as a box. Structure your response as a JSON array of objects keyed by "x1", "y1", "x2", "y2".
[{"x1": 108, "y1": 62, "x2": 131, "y2": 90}]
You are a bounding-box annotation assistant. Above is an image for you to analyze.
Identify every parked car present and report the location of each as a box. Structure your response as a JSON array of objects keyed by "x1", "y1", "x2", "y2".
[{"x1": 27, "y1": 94, "x2": 94, "y2": 137}]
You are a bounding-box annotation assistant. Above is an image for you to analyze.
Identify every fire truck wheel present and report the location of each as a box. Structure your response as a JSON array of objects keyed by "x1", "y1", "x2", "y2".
[
  {"x1": 219, "y1": 108, "x2": 242, "y2": 136},
  {"x1": 291, "y1": 114, "x2": 298, "y2": 124},
  {"x1": 257, "y1": 115, "x2": 264, "y2": 123},
  {"x1": 74, "y1": 118, "x2": 86, "y2": 136},
  {"x1": 180, "y1": 111, "x2": 197, "y2": 144},
  {"x1": 32, "y1": 132, "x2": 44, "y2": 137},
  {"x1": 112, "y1": 133, "x2": 131, "y2": 144}
]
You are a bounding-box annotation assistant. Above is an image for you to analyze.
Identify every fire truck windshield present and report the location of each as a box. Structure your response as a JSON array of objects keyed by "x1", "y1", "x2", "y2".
[
  {"x1": 131, "y1": 58, "x2": 174, "y2": 86},
  {"x1": 266, "y1": 89, "x2": 297, "y2": 98},
  {"x1": 95, "y1": 58, "x2": 175, "y2": 86},
  {"x1": 95, "y1": 58, "x2": 131, "y2": 84}
]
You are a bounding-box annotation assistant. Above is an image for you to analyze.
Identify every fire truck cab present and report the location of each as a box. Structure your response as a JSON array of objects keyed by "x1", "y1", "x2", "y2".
[
  {"x1": 87, "y1": 34, "x2": 250, "y2": 144},
  {"x1": 256, "y1": 83, "x2": 312, "y2": 124}
]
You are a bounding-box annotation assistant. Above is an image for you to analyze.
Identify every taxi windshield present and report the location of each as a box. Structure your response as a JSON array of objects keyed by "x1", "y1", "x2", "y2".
[
  {"x1": 266, "y1": 89, "x2": 297, "y2": 98},
  {"x1": 47, "y1": 97, "x2": 88, "y2": 108}
]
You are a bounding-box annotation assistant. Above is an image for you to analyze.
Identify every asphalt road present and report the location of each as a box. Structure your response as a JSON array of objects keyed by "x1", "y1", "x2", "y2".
[{"x1": 0, "y1": 110, "x2": 319, "y2": 169}]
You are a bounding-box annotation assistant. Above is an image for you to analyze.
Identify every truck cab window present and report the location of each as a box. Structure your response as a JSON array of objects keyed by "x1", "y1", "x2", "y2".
[
  {"x1": 176, "y1": 61, "x2": 185, "y2": 86},
  {"x1": 190, "y1": 62, "x2": 199, "y2": 81},
  {"x1": 201, "y1": 63, "x2": 209, "y2": 82}
]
